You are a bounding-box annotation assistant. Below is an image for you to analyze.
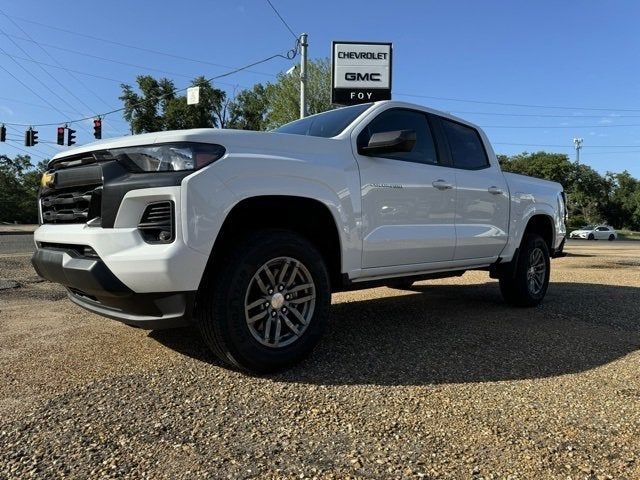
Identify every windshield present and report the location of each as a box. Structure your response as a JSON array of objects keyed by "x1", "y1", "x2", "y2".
[
  {"x1": 274, "y1": 103, "x2": 373, "y2": 138},
  {"x1": 582, "y1": 225, "x2": 595, "y2": 230}
]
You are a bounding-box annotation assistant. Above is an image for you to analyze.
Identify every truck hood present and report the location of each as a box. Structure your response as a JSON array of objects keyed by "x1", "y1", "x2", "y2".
[{"x1": 48, "y1": 128, "x2": 341, "y2": 167}]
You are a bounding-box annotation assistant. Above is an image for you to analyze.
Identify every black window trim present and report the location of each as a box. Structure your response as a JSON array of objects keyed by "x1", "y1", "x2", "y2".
[
  {"x1": 356, "y1": 107, "x2": 448, "y2": 168},
  {"x1": 434, "y1": 115, "x2": 491, "y2": 171}
]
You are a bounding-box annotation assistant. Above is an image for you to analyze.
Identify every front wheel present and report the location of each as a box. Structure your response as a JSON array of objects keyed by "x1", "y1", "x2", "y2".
[
  {"x1": 588, "y1": 233, "x2": 595, "y2": 240},
  {"x1": 499, "y1": 233, "x2": 550, "y2": 307},
  {"x1": 196, "y1": 230, "x2": 330, "y2": 373}
]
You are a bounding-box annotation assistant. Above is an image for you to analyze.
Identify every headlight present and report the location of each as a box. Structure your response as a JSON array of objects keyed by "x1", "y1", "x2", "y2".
[{"x1": 107, "y1": 142, "x2": 226, "y2": 172}]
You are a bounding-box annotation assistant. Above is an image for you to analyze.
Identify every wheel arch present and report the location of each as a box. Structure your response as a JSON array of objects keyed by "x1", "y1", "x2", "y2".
[
  {"x1": 523, "y1": 214, "x2": 555, "y2": 252},
  {"x1": 200, "y1": 195, "x2": 344, "y2": 292}
]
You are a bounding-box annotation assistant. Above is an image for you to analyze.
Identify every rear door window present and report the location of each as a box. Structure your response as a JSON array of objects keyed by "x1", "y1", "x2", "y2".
[{"x1": 440, "y1": 119, "x2": 489, "y2": 170}]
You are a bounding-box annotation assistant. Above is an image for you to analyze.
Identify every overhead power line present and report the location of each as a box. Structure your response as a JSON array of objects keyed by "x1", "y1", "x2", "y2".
[
  {"x1": 5, "y1": 141, "x2": 47, "y2": 159},
  {"x1": 0, "y1": 47, "x2": 297, "y2": 128},
  {"x1": 0, "y1": 60, "x2": 73, "y2": 121},
  {"x1": 0, "y1": 9, "x2": 116, "y2": 113},
  {"x1": 480, "y1": 123, "x2": 640, "y2": 129},
  {"x1": 396, "y1": 92, "x2": 640, "y2": 113},
  {"x1": 5, "y1": 15, "x2": 279, "y2": 79},
  {"x1": 265, "y1": 0, "x2": 298, "y2": 39},
  {"x1": 452, "y1": 110, "x2": 640, "y2": 119},
  {"x1": 493, "y1": 142, "x2": 640, "y2": 148},
  {"x1": 4, "y1": 33, "x2": 208, "y2": 79},
  {"x1": 0, "y1": 24, "x2": 97, "y2": 116},
  {"x1": 4, "y1": 52, "x2": 253, "y2": 93}
]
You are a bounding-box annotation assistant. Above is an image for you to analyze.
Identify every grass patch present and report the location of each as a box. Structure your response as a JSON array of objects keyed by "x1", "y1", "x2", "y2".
[{"x1": 617, "y1": 229, "x2": 640, "y2": 240}]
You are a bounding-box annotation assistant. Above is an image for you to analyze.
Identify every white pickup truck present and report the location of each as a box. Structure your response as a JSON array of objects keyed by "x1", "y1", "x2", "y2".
[{"x1": 32, "y1": 101, "x2": 567, "y2": 372}]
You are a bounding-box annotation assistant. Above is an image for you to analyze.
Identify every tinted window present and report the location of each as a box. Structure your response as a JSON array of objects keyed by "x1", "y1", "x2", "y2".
[
  {"x1": 274, "y1": 103, "x2": 372, "y2": 138},
  {"x1": 596, "y1": 227, "x2": 609, "y2": 231},
  {"x1": 359, "y1": 109, "x2": 438, "y2": 164},
  {"x1": 441, "y1": 119, "x2": 489, "y2": 169}
]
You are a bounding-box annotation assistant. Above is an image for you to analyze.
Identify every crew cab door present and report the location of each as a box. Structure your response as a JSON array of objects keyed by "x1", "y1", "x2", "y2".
[
  {"x1": 435, "y1": 117, "x2": 509, "y2": 260},
  {"x1": 353, "y1": 108, "x2": 457, "y2": 268}
]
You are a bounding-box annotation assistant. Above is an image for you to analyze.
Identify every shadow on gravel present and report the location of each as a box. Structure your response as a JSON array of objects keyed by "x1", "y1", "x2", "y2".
[{"x1": 150, "y1": 281, "x2": 640, "y2": 386}]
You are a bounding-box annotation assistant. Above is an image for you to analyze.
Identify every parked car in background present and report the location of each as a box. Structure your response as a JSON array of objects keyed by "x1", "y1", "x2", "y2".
[{"x1": 569, "y1": 225, "x2": 617, "y2": 241}]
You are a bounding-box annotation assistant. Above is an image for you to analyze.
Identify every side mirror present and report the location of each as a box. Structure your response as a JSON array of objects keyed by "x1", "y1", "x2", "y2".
[{"x1": 360, "y1": 130, "x2": 417, "y2": 156}]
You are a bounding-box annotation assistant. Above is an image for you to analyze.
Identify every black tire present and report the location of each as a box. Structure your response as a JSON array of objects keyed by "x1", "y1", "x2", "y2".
[
  {"x1": 386, "y1": 278, "x2": 415, "y2": 290},
  {"x1": 196, "y1": 230, "x2": 330, "y2": 373},
  {"x1": 499, "y1": 233, "x2": 550, "y2": 307},
  {"x1": 608, "y1": 234, "x2": 615, "y2": 241},
  {"x1": 588, "y1": 233, "x2": 595, "y2": 240}
]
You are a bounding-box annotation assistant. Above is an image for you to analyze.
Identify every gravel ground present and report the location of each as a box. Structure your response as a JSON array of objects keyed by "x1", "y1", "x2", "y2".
[{"x1": 0, "y1": 243, "x2": 639, "y2": 479}]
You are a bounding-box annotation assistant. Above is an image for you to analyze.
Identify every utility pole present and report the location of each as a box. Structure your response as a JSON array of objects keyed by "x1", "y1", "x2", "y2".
[
  {"x1": 299, "y1": 33, "x2": 308, "y2": 119},
  {"x1": 573, "y1": 138, "x2": 583, "y2": 164}
]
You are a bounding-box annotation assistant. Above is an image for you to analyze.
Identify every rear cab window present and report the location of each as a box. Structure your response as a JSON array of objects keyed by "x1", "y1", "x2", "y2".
[{"x1": 440, "y1": 118, "x2": 489, "y2": 170}]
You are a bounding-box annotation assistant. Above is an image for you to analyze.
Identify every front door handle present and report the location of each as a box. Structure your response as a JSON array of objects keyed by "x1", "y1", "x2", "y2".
[
  {"x1": 488, "y1": 186, "x2": 503, "y2": 195},
  {"x1": 432, "y1": 179, "x2": 453, "y2": 190}
]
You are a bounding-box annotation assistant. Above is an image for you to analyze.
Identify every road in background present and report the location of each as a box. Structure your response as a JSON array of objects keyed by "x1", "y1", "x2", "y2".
[{"x1": 0, "y1": 235, "x2": 35, "y2": 255}]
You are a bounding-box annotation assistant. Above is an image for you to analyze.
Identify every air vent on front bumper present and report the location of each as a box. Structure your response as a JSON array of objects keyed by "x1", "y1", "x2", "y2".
[{"x1": 138, "y1": 201, "x2": 175, "y2": 243}]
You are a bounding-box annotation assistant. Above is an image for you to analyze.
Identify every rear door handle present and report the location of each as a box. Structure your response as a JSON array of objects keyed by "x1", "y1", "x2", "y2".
[
  {"x1": 488, "y1": 186, "x2": 503, "y2": 195},
  {"x1": 432, "y1": 179, "x2": 453, "y2": 190}
]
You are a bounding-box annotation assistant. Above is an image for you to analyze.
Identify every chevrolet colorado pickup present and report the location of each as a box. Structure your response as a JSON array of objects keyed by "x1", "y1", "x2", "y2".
[{"x1": 32, "y1": 101, "x2": 567, "y2": 372}]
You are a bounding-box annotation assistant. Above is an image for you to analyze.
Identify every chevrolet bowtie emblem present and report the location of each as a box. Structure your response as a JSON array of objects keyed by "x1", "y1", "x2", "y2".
[{"x1": 40, "y1": 172, "x2": 55, "y2": 188}]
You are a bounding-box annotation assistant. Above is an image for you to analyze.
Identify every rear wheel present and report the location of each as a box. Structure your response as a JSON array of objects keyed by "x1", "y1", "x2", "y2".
[
  {"x1": 196, "y1": 230, "x2": 330, "y2": 373},
  {"x1": 608, "y1": 234, "x2": 615, "y2": 241},
  {"x1": 499, "y1": 233, "x2": 550, "y2": 307}
]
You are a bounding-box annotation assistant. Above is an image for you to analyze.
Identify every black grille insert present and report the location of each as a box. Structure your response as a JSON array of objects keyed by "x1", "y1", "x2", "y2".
[
  {"x1": 41, "y1": 185, "x2": 102, "y2": 224},
  {"x1": 138, "y1": 201, "x2": 174, "y2": 243}
]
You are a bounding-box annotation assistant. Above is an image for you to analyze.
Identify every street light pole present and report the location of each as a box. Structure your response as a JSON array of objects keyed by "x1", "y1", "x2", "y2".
[
  {"x1": 299, "y1": 33, "x2": 308, "y2": 119},
  {"x1": 573, "y1": 138, "x2": 583, "y2": 164}
]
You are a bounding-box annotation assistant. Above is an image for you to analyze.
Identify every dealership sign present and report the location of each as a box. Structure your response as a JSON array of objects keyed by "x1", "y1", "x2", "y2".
[{"x1": 331, "y1": 41, "x2": 392, "y2": 105}]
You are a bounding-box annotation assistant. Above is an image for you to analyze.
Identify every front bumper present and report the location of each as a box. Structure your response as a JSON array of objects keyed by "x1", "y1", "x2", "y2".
[{"x1": 32, "y1": 246, "x2": 194, "y2": 329}]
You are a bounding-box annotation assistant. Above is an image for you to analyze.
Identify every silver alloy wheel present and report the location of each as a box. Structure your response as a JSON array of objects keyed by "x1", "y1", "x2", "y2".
[
  {"x1": 526, "y1": 247, "x2": 546, "y2": 295},
  {"x1": 244, "y1": 256, "x2": 316, "y2": 348}
]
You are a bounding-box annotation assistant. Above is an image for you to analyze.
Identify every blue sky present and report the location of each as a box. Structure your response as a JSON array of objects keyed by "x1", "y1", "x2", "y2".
[{"x1": 1, "y1": 1, "x2": 640, "y2": 176}]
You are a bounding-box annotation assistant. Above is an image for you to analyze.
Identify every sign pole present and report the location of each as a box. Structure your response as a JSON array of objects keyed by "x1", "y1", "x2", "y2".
[{"x1": 299, "y1": 33, "x2": 308, "y2": 119}]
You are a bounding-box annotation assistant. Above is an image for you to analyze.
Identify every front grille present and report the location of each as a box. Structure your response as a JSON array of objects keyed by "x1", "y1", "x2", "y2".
[
  {"x1": 39, "y1": 162, "x2": 103, "y2": 225},
  {"x1": 138, "y1": 201, "x2": 174, "y2": 243},
  {"x1": 41, "y1": 185, "x2": 102, "y2": 224}
]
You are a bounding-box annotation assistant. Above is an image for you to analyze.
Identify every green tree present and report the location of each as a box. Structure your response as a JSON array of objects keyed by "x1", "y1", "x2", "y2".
[
  {"x1": 227, "y1": 58, "x2": 333, "y2": 131},
  {"x1": 498, "y1": 151, "x2": 574, "y2": 185},
  {"x1": 604, "y1": 171, "x2": 640, "y2": 229},
  {"x1": 497, "y1": 150, "x2": 640, "y2": 229},
  {"x1": 120, "y1": 75, "x2": 227, "y2": 134},
  {"x1": 264, "y1": 58, "x2": 332, "y2": 129},
  {"x1": 227, "y1": 84, "x2": 269, "y2": 131},
  {"x1": 0, "y1": 155, "x2": 47, "y2": 224}
]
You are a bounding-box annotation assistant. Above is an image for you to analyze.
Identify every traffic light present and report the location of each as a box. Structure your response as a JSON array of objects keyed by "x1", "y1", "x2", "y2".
[
  {"x1": 0, "y1": 124, "x2": 5, "y2": 142},
  {"x1": 24, "y1": 127, "x2": 38, "y2": 147},
  {"x1": 57, "y1": 126, "x2": 65, "y2": 145},
  {"x1": 93, "y1": 118, "x2": 102, "y2": 139},
  {"x1": 67, "y1": 128, "x2": 76, "y2": 146}
]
